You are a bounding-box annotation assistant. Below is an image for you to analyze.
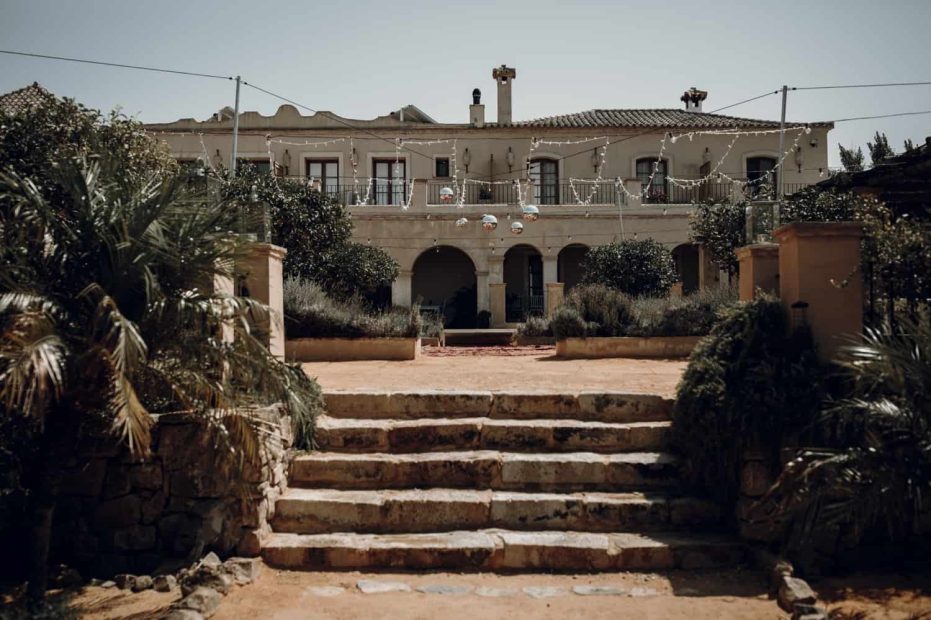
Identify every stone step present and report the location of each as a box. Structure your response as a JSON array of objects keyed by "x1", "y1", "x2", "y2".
[
  {"x1": 323, "y1": 390, "x2": 672, "y2": 423},
  {"x1": 272, "y1": 488, "x2": 721, "y2": 534},
  {"x1": 261, "y1": 529, "x2": 744, "y2": 571},
  {"x1": 315, "y1": 416, "x2": 670, "y2": 454},
  {"x1": 289, "y1": 451, "x2": 678, "y2": 492}
]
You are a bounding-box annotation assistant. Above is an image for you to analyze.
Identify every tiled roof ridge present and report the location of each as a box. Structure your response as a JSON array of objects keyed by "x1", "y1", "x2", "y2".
[{"x1": 514, "y1": 108, "x2": 830, "y2": 128}]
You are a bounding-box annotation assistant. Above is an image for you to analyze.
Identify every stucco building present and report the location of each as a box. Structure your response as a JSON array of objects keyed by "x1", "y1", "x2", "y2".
[{"x1": 145, "y1": 66, "x2": 832, "y2": 327}]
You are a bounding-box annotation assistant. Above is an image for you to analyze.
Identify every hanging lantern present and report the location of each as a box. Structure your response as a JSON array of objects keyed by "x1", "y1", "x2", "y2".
[
  {"x1": 510, "y1": 221, "x2": 524, "y2": 235},
  {"x1": 522, "y1": 204, "x2": 540, "y2": 222},
  {"x1": 439, "y1": 187, "x2": 455, "y2": 203},
  {"x1": 481, "y1": 214, "x2": 498, "y2": 231},
  {"x1": 455, "y1": 217, "x2": 468, "y2": 227}
]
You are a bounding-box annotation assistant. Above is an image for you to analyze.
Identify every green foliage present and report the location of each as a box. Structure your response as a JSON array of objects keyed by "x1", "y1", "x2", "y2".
[
  {"x1": 549, "y1": 305, "x2": 589, "y2": 339},
  {"x1": 857, "y1": 198, "x2": 931, "y2": 321},
  {"x1": 567, "y1": 284, "x2": 634, "y2": 337},
  {"x1": 867, "y1": 131, "x2": 895, "y2": 165},
  {"x1": 0, "y1": 97, "x2": 324, "y2": 591},
  {"x1": 838, "y1": 144, "x2": 865, "y2": 172},
  {"x1": 689, "y1": 199, "x2": 746, "y2": 276},
  {"x1": 318, "y1": 243, "x2": 399, "y2": 301},
  {"x1": 517, "y1": 315, "x2": 553, "y2": 337},
  {"x1": 224, "y1": 168, "x2": 398, "y2": 301},
  {"x1": 672, "y1": 297, "x2": 823, "y2": 509},
  {"x1": 779, "y1": 186, "x2": 857, "y2": 223},
  {"x1": 283, "y1": 278, "x2": 419, "y2": 339},
  {"x1": 766, "y1": 318, "x2": 931, "y2": 553},
  {"x1": 580, "y1": 239, "x2": 677, "y2": 297},
  {"x1": 0, "y1": 91, "x2": 178, "y2": 196},
  {"x1": 627, "y1": 286, "x2": 737, "y2": 337}
]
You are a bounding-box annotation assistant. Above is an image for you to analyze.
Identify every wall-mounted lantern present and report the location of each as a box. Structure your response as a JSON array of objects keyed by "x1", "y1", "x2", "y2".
[
  {"x1": 507, "y1": 146, "x2": 515, "y2": 172},
  {"x1": 462, "y1": 148, "x2": 471, "y2": 173}
]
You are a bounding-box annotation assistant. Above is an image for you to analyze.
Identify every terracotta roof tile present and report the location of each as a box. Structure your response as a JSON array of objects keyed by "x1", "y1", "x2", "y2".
[
  {"x1": 0, "y1": 82, "x2": 55, "y2": 116},
  {"x1": 513, "y1": 108, "x2": 830, "y2": 129}
]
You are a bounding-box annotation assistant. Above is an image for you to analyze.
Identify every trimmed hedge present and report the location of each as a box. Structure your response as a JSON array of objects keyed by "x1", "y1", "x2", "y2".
[
  {"x1": 284, "y1": 278, "x2": 419, "y2": 339},
  {"x1": 580, "y1": 239, "x2": 678, "y2": 297},
  {"x1": 671, "y1": 297, "x2": 822, "y2": 510}
]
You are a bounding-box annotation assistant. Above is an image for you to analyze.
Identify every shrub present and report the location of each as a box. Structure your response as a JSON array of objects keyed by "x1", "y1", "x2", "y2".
[
  {"x1": 671, "y1": 297, "x2": 823, "y2": 511},
  {"x1": 628, "y1": 286, "x2": 737, "y2": 337},
  {"x1": 316, "y1": 242, "x2": 399, "y2": 302},
  {"x1": 283, "y1": 278, "x2": 419, "y2": 339},
  {"x1": 564, "y1": 284, "x2": 633, "y2": 337},
  {"x1": 419, "y1": 312, "x2": 445, "y2": 339},
  {"x1": 550, "y1": 305, "x2": 588, "y2": 339},
  {"x1": 689, "y1": 199, "x2": 746, "y2": 277},
  {"x1": 517, "y1": 315, "x2": 552, "y2": 337},
  {"x1": 224, "y1": 170, "x2": 398, "y2": 301},
  {"x1": 766, "y1": 317, "x2": 931, "y2": 554},
  {"x1": 477, "y1": 310, "x2": 491, "y2": 329},
  {"x1": 580, "y1": 239, "x2": 678, "y2": 297}
]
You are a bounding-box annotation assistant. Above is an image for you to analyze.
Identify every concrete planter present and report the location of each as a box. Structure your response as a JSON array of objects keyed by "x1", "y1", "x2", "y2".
[
  {"x1": 555, "y1": 336, "x2": 702, "y2": 359},
  {"x1": 286, "y1": 337, "x2": 421, "y2": 362}
]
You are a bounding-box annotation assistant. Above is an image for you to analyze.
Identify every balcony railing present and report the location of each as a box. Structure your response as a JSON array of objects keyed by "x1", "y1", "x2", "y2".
[{"x1": 272, "y1": 175, "x2": 816, "y2": 208}]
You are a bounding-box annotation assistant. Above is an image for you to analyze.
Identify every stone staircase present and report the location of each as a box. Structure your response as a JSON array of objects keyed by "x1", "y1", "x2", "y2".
[{"x1": 261, "y1": 390, "x2": 743, "y2": 571}]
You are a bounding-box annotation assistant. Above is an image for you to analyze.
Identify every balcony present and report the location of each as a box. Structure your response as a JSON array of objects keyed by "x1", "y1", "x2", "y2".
[{"x1": 276, "y1": 176, "x2": 815, "y2": 211}]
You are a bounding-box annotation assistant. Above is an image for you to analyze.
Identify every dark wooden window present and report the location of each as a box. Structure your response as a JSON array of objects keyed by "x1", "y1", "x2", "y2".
[
  {"x1": 306, "y1": 159, "x2": 340, "y2": 194},
  {"x1": 373, "y1": 159, "x2": 407, "y2": 205},
  {"x1": 236, "y1": 159, "x2": 271, "y2": 174},
  {"x1": 636, "y1": 157, "x2": 668, "y2": 202},
  {"x1": 435, "y1": 157, "x2": 450, "y2": 178},
  {"x1": 746, "y1": 156, "x2": 777, "y2": 197},
  {"x1": 529, "y1": 158, "x2": 558, "y2": 205}
]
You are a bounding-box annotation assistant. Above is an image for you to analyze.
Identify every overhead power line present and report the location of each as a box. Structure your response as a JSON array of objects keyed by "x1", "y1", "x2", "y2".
[
  {"x1": 793, "y1": 81, "x2": 931, "y2": 91},
  {"x1": 832, "y1": 109, "x2": 931, "y2": 123},
  {"x1": 0, "y1": 49, "x2": 234, "y2": 81}
]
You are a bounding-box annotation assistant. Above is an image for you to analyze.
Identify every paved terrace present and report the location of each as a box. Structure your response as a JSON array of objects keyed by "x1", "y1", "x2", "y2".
[{"x1": 301, "y1": 346, "x2": 686, "y2": 398}]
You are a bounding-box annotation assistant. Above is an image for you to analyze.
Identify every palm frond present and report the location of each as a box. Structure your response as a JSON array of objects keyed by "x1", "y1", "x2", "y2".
[{"x1": 0, "y1": 311, "x2": 66, "y2": 420}]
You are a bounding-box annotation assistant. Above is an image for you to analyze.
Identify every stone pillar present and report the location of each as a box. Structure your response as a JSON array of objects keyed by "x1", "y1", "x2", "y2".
[
  {"x1": 475, "y1": 270, "x2": 490, "y2": 314},
  {"x1": 542, "y1": 255, "x2": 558, "y2": 310},
  {"x1": 392, "y1": 269, "x2": 412, "y2": 308},
  {"x1": 240, "y1": 243, "x2": 287, "y2": 360},
  {"x1": 546, "y1": 282, "x2": 564, "y2": 317},
  {"x1": 774, "y1": 222, "x2": 862, "y2": 361},
  {"x1": 698, "y1": 244, "x2": 721, "y2": 290},
  {"x1": 212, "y1": 264, "x2": 235, "y2": 344},
  {"x1": 489, "y1": 283, "x2": 507, "y2": 328},
  {"x1": 736, "y1": 243, "x2": 780, "y2": 301}
]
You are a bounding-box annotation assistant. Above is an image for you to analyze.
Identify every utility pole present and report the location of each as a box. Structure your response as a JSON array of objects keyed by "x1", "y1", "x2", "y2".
[
  {"x1": 776, "y1": 84, "x2": 788, "y2": 200},
  {"x1": 230, "y1": 75, "x2": 241, "y2": 177},
  {"x1": 774, "y1": 84, "x2": 788, "y2": 230}
]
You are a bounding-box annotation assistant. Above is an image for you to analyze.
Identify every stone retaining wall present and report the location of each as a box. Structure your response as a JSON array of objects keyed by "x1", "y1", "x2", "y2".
[
  {"x1": 53, "y1": 406, "x2": 291, "y2": 577},
  {"x1": 555, "y1": 336, "x2": 701, "y2": 359},
  {"x1": 285, "y1": 337, "x2": 421, "y2": 361}
]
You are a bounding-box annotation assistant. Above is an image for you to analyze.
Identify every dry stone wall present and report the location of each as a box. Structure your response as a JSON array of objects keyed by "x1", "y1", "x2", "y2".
[{"x1": 53, "y1": 405, "x2": 291, "y2": 577}]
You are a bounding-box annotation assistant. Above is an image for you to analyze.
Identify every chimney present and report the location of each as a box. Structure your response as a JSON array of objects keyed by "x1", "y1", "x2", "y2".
[
  {"x1": 470, "y1": 88, "x2": 485, "y2": 128},
  {"x1": 680, "y1": 87, "x2": 708, "y2": 112},
  {"x1": 492, "y1": 65, "x2": 516, "y2": 125}
]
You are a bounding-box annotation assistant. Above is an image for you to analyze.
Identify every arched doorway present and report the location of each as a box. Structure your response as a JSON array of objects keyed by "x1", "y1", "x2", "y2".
[
  {"x1": 672, "y1": 243, "x2": 700, "y2": 294},
  {"x1": 558, "y1": 244, "x2": 588, "y2": 293},
  {"x1": 504, "y1": 244, "x2": 543, "y2": 322},
  {"x1": 412, "y1": 246, "x2": 477, "y2": 328}
]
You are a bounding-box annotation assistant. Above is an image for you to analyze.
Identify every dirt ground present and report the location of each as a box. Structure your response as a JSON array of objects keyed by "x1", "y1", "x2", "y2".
[
  {"x1": 58, "y1": 565, "x2": 931, "y2": 619},
  {"x1": 302, "y1": 348, "x2": 687, "y2": 398}
]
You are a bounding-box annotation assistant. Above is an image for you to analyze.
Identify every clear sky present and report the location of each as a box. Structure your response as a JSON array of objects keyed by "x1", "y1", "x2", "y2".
[{"x1": 1, "y1": 0, "x2": 929, "y2": 167}]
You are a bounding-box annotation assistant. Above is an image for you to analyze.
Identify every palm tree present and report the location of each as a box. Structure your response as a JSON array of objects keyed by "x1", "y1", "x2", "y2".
[
  {"x1": 765, "y1": 319, "x2": 931, "y2": 552},
  {"x1": 0, "y1": 158, "x2": 321, "y2": 601}
]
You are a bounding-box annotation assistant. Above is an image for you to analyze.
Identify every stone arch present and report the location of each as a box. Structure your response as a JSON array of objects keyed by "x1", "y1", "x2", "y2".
[
  {"x1": 557, "y1": 243, "x2": 589, "y2": 293},
  {"x1": 503, "y1": 244, "x2": 544, "y2": 322},
  {"x1": 672, "y1": 243, "x2": 700, "y2": 294},
  {"x1": 411, "y1": 245, "x2": 477, "y2": 328}
]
